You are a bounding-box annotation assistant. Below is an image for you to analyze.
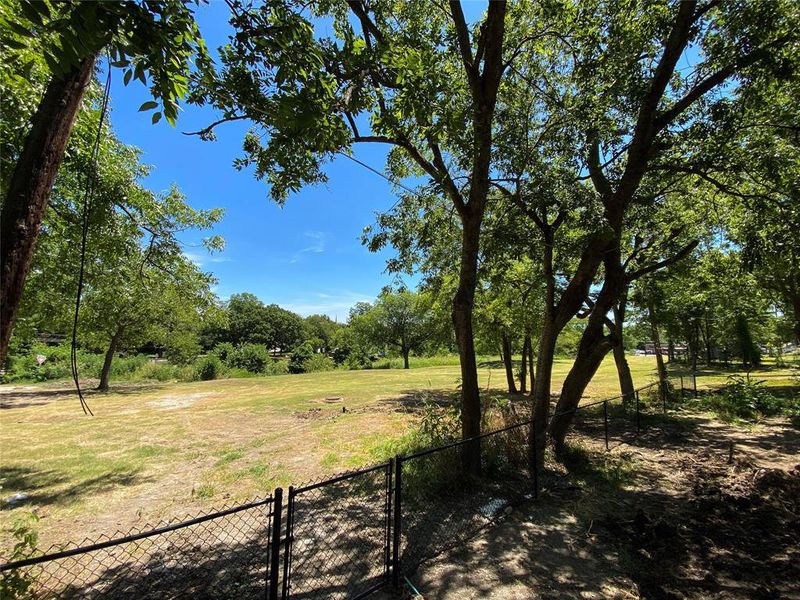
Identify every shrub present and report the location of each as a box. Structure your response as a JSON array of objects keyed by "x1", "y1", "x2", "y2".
[
  {"x1": 165, "y1": 334, "x2": 201, "y2": 366},
  {"x1": 228, "y1": 343, "x2": 270, "y2": 373},
  {"x1": 109, "y1": 354, "x2": 149, "y2": 378},
  {"x1": 341, "y1": 348, "x2": 372, "y2": 370},
  {"x1": 176, "y1": 364, "x2": 199, "y2": 382},
  {"x1": 263, "y1": 359, "x2": 289, "y2": 376},
  {"x1": 302, "y1": 354, "x2": 335, "y2": 373},
  {"x1": 211, "y1": 342, "x2": 236, "y2": 363},
  {"x1": 194, "y1": 355, "x2": 222, "y2": 381},
  {"x1": 226, "y1": 367, "x2": 258, "y2": 379},
  {"x1": 137, "y1": 362, "x2": 178, "y2": 382},
  {"x1": 288, "y1": 342, "x2": 315, "y2": 374},
  {"x1": 698, "y1": 374, "x2": 783, "y2": 421},
  {"x1": 0, "y1": 513, "x2": 40, "y2": 599}
]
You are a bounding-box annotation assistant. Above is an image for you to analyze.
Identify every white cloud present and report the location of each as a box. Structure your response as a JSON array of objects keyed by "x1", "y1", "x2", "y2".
[
  {"x1": 289, "y1": 231, "x2": 328, "y2": 263},
  {"x1": 184, "y1": 251, "x2": 232, "y2": 267}
]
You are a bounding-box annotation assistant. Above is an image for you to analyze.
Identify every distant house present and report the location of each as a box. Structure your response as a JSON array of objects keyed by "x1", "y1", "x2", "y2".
[{"x1": 638, "y1": 341, "x2": 686, "y2": 356}]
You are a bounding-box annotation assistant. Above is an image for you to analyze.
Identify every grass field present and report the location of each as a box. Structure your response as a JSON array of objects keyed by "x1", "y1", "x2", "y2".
[{"x1": 0, "y1": 353, "x2": 795, "y2": 553}]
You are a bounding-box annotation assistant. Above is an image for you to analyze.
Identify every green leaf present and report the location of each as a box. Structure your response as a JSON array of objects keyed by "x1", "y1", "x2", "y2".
[
  {"x1": 151, "y1": 112, "x2": 162, "y2": 124},
  {"x1": 123, "y1": 69, "x2": 132, "y2": 86},
  {"x1": 138, "y1": 101, "x2": 158, "y2": 112}
]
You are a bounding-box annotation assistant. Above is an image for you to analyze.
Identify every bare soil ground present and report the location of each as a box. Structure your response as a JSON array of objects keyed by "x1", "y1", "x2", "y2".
[{"x1": 392, "y1": 413, "x2": 800, "y2": 599}]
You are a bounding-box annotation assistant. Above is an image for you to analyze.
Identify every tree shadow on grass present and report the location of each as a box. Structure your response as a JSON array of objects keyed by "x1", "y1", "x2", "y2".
[
  {"x1": 0, "y1": 383, "x2": 167, "y2": 410},
  {"x1": 410, "y1": 414, "x2": 800, "y2": 599},
  {"x1": 0, "y1": 466, "x2": 151, "y2": 511},
  {"x1": 378, "y1": 387, "x2": 534, "y2": 416}
]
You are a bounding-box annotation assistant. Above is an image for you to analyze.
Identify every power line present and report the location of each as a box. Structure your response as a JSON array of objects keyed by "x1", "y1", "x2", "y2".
[
  {"x1": 70, "y1": 56, "x2": 112, "y2": 417},
  {"x1": 335, "y1": 150, "x2": 419, "y2": 197}
]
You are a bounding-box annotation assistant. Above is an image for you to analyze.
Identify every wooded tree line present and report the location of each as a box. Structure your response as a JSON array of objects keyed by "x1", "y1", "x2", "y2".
[{"x1": 1, "y1": 1, "x2": 797, "y2": 470}]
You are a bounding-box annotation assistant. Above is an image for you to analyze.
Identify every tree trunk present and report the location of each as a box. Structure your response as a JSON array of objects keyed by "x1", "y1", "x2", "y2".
[
  {"x1": 703, "y1": 315, "x2": 713, "y2": 365},
  {"x1": 549, "y1": 254, "x2": 623, "y2": 452},
  {"x1": 402, "y1": 346, "x2": 410, "y2": 370},
  {"x1": 529, "y1": 228, "x2": 610, "y2": 468},
  {"x1": 453, "y1": 214, "x2": 483, "y2": 473},
  {"x1": 612, "y1": 292, "x2": 635, "y2": 403},
  {"x1": 689, "y1": 321, "x2": 699, "y2": 371},
  {"x1": 526, "y1": 335, "x2": 535, "y2": 393},
  {"x1": 0, "y1": 55, "x2": 96, "y2": 366},
  {"x1": 613, "y1": 343, "x2": 635, "y2": 402},
  {"x1": 501, "y1": 332, "x2": 518, "y2": 394},
  {"x1": 548, "y1": 321, "x2": 614, "y2": 452},
  {"x1": 97, "y1": 326, "x2": 124, "y2": 392},
  {"x1": 519, "y1": 334, "x2": 529, "y2": 394},
  {"x1": 647, "y1": 301, "x2": 668, "y2": 390},
  {"x1": 530, "y1": 318, "x2": 558, "y2": 467}
]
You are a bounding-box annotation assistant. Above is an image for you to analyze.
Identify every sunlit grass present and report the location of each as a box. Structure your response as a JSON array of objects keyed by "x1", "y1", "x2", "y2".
[{"x1": 0, "y1": 353, "x2": 661, "y2": 550}]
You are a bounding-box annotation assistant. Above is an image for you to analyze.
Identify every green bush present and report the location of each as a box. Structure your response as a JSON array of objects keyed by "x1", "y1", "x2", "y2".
[
  {"x1": 194, "y1": 355, "x2": 222, "y2": 381},
  {"x1": 136, "y1": 362, "x2": 179, "y2": 382},
  {"x1": 211, "y1": 342, "x2": 236, "y2": 363},
  {"x1": 288, "y1": 342, "x2": 315, "y2": 374},
  {"x1": 698, "y1": 374, "x2": 786, "y2": 421},
  {"x1": 263, "y1": 359, "x2": 289, "y2": 376},
  {"x1": 302, "y1": 354, "x2": 335, "y2": 373},
  {"x1": 0, "y1": 513, "x2": 40, "y2": 599},
  {"x1": 109, "y1": 354, "x2": 149, "y2": 378},
  {"x1": 226, "y1": 367, "x2": 259, "y2": 379},
  {"x1": 2, "y1": 343, "x2": 158, "y2": 383},
  {"x1": 228, "y1": 343, "x2": 270, "y2": 373}
]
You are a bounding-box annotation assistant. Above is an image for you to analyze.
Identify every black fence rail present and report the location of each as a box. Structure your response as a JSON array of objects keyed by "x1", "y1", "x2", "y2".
[
  {"x1": 1, "y1": 496, "x2": 276, "y2": 599},
  {"x1": 2, "y1": 378, "x2": 691, "y2": 600}
]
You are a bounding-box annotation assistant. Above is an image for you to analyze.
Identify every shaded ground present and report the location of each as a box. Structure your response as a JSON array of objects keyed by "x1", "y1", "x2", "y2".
[{"x1": 392, "y1": 412, "x2": 800, "y2": 599}]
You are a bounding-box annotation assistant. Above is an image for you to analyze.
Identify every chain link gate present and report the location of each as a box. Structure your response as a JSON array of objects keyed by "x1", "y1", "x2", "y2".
[{"x1": 280, "y1": 462, "x2": 393, "y2": 599}]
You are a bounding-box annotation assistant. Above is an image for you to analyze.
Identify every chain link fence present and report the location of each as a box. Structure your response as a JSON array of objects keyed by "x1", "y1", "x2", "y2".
[
  {"x1": 394, "y1": 419, "x2": 536, "y2": 576},
  {"x1": 2, "y1": 377, "x2": 692, "y2": 600},
  {"x1": 1, "y1": 496, "x2": 276, "y2": 599}
]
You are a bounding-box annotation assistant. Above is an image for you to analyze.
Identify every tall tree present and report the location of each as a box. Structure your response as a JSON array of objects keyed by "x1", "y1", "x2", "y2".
[
  {"x1": 191, "y1": 0, "x2": 514, "y2": 468},
  {"x1": 0, "y1": 0, "x2": 208, "y2": 364},
  {"x1": 351, "y1": 289, "x2": 434, "y2": 369},
  {"x1": 527, "y1": 0, "x2": 797, "y2": 454}
]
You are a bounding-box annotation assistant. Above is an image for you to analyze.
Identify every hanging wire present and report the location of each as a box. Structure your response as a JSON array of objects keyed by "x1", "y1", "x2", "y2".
[
  {"x1": 70, "y1": 56, "x2": 112, "y2": 416},
  {"x1": 335, "y1": 150, "x2": 419, "y2": 196}
]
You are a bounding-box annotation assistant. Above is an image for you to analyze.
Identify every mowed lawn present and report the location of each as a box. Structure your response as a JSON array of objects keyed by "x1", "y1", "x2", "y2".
[{"x1": 1, "y1": 355, "x2": 660, "y2": 551}]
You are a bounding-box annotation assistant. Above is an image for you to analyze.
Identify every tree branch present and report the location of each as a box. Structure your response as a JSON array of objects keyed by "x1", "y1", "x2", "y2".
[
  {"x1": 183, "y1": 114, "x2": 248, "y2": 138},
  {"x1": 626, "y1": 239, "x2": 699, "y2": 282},
  {"x1": 655, "y1": 33, "x2": 793, "y2": 131}
]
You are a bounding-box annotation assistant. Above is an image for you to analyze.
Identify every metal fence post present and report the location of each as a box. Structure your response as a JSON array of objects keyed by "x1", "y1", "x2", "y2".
[
  {"x1": 384, "y1": 459, "x2": 393, "y2": 584},
  {"x1": 603, "y1": 401, "x2": 609, "y2": 451},
  {"x1": 268, "y1": 488, "x2": 283, "y2": 600},
  {"x1": 392, "y1": 456, "x2": 402, "y2": 588},
  {"x1": 531, "y1": 425, "x2": 539, "y2": 500},
  {"x1": 281, "y1": 486, "x2": 294, "y2": 600},
  {"x1": 635, "y1": 390, "x2": 641, "y2": 435}
]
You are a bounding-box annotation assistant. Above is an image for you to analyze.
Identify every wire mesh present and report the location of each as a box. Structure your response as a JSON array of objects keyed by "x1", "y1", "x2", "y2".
[
  {"x1": 398, "y1": 420, "x2": 535, "y2": 574},
  {"x1": 1, "y1": 497, "x2": 274, "y2": 600},
  {"x1": 283, "y1": 464, "x2": 391, "y2": 600}
]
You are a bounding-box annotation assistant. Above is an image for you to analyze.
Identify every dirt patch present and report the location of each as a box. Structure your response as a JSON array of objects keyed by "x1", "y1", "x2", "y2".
[
  {"x1": 393, "y1": 414, "x2": 800, "y2": 599},
  {"x1": 148, "y1": 392, "x2": 214, "y2": 410}
]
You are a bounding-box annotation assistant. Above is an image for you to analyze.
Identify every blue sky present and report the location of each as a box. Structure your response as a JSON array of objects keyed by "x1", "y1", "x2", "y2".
[{"x1": 105, "y1": 1, "x2": 412, "y2": 321}]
